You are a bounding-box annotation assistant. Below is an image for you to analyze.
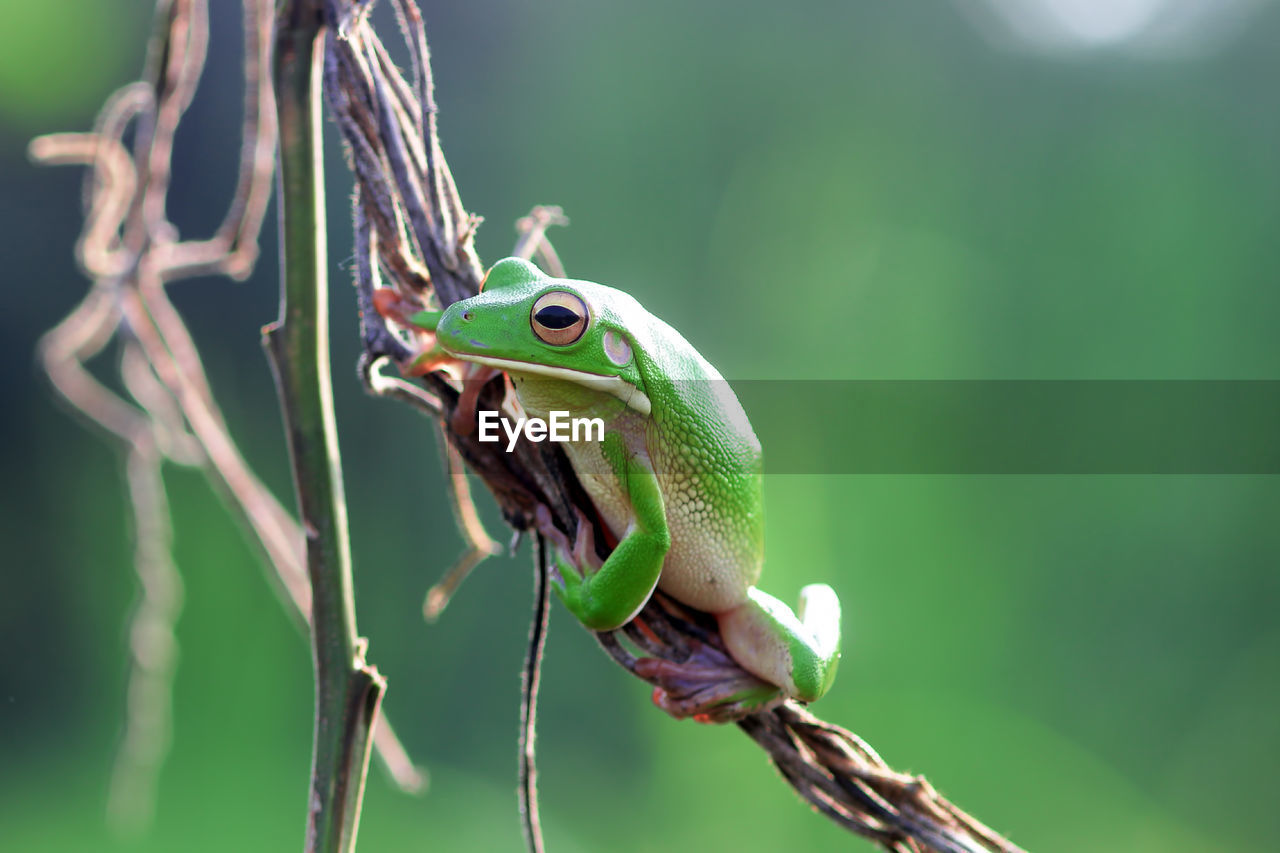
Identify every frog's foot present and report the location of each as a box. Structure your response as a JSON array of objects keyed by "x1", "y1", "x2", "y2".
[
  {"x1": 533, "y1": 505, "x2": 601, "y2": 568},
  {"x1": 717, "y1": 584, "x2": 841, "y2": 704},
  {"x1": 636, "y1": 655, "x2": 784, "y2": 723},
  {"x1": 533, "y1": 505, "x2": 605, "y2": 615}
]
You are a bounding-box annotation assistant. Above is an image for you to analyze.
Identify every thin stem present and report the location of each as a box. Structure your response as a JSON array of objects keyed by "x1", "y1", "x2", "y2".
[
  {"x1": 268, "y1": 3, "x2": 383, "y2": 852},
  {"x1": 519, "y1": 536, "x2": 551, "y2": 853}
]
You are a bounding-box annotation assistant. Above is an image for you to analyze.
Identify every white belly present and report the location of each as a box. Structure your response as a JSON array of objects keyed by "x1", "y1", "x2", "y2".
[{"x1": 562, "y1": 420, "x2": 759, "y2": 615}]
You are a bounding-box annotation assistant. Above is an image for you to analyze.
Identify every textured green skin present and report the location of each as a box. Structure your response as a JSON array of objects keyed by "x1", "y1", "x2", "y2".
[{"x1": 429, "y1": 258, "x2": 839, "y2": 702}]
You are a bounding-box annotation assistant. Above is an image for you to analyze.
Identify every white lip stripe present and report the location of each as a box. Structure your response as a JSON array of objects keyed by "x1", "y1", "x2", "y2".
[{"x1": 458, "y1": 354, "x2": 652, "y2": 416}]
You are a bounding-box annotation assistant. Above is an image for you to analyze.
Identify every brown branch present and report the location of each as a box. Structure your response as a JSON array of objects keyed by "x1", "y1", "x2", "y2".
[{"x1": 422, "y1": 435, "x2": 504, "y2": 622}]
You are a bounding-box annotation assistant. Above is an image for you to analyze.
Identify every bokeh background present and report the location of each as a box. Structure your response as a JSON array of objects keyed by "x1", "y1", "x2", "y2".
[{"x1": 2, "y1": 1, "x2": 1278, "y2": 850}]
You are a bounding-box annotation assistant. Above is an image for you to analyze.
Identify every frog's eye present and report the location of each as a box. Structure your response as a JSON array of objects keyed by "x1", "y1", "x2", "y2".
[{"x1": 531, "y1": 291, "x2": 588, "y2": 345}]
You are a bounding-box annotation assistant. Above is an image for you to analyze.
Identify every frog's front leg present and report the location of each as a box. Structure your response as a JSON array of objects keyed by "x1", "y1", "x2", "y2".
[
  {"x1": 717, "y1": 584, "x2": 841, "y2": 703},
  {"x1": 546, "y1": 432, "x2": 670, "y2": 631}
]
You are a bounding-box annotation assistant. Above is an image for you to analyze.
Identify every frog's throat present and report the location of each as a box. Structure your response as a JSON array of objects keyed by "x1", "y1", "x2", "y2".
[{"x1": 453, "y1": 354, "x2": 652, "y2": 416}]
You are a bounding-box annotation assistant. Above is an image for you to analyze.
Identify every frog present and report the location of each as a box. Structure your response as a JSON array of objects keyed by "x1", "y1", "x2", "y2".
[{"x1": 400, "y1": 257, "x2": 841, "y2": 715}]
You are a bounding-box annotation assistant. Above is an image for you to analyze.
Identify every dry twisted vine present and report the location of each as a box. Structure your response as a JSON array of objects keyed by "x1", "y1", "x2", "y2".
[
  {"x1": 30, "y1": 0, "x2": 423, "y2": 831},
  {"x1": 321, "y1": 1, "x2": 1026, "y2": 850}
]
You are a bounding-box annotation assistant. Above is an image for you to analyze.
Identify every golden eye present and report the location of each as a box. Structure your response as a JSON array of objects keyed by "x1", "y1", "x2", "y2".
[{"x1": 531, "y1": 291, "x2": 588, "y2": 345}]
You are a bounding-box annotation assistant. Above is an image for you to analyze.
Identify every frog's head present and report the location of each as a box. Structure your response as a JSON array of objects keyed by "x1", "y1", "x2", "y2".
[{"x1": 435, "y1": 257, "x2": 652, "y2": 415}]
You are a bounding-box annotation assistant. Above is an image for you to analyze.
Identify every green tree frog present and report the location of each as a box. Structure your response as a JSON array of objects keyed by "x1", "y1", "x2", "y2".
[{"x1": 407, "y1": 258, "x2": 841, "y2": 713}]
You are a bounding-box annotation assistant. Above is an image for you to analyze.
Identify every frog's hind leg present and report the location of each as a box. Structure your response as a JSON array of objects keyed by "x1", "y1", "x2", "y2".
[{"x1": 716, "y1": 585, "x2": 841, "y2": 703}]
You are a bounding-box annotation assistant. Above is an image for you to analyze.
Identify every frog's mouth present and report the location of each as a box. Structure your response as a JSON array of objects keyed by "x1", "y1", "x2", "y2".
[{"x1": 453, "y1": 354, "x2": 652, "y2": 416}]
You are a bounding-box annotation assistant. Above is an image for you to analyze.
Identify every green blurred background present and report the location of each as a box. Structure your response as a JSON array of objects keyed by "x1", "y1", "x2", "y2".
[{"x1": 2, "y1": 1, "x2": 1277, "y2": 850}]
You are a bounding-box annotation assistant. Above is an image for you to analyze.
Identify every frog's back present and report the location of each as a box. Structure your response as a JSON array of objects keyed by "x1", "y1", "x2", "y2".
[{"x1": 634, "y1": 314, "x2": 765, "y2": 613}]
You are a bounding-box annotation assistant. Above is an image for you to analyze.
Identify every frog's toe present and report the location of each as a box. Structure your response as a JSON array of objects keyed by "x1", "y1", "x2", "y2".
[
  {"x1": 534, "y1": 504, "x2": 572, "y2": 553},
  {"x1": 654, "y1": 683, "x2": 784, "y2": 724},
  {"x1": 568, "y1": 507, "x2": 603, "y2": 570},
  {"x1": 637, "y1": 657, "x2": 782, "y2": 722}
]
